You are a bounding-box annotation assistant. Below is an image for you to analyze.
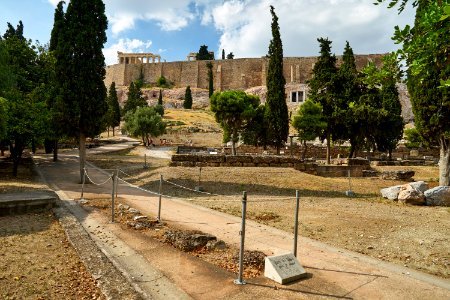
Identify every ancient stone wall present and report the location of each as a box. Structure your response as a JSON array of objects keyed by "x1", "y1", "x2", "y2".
[{"x1": 105, "y1": 54, "x2": 385, "y2": 90}]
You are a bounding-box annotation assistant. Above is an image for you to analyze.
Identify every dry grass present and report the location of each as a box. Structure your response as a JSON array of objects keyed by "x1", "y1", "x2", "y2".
[{"x1": 87, "y1": 149, "x2": 450, "y2": 278}]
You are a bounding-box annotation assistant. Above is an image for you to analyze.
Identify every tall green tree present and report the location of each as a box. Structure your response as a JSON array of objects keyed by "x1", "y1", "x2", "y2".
[
  {"x1": 196, "y1": 45, "x2": 214, "y2": 60},
  {"x1": 308, "y1": 37, "x2": 338, "y2": 163},
  {"x1": 227, "y1": 52, "x2": 234, "y2": 59},
  {"x1": 292, "y1": 100, "x2": 327, "y2": 160},
  {"x1": 124, "y1": 106, "x2": 166, "y2": 146},
  {"x1": 378, "y1": 0, "x2": 450, "y2": 185},
  {"x1": 49, "y1": 1, "x2": 64, "y2": 52},
  {"x1": 54, "y1": 0, "x2": 108, "y2": 182},
  {"x1": 184, "y1": 85, "x2": 193, "y2": 109},
  {"x1": 210, "y1": 90, "x2": 259, "y2": 155},
  {"x1": 106, "y1": 82, "x2": 121, "y2": 137},
  {"x1": 207, "y1": 62, "x2": 214, "y2": 97},
  {"x1": 158, "y1": 89, "x2": 163, "y2": 105},
  {"x1": 265, "y1": 5, "x2": 289, "y2": 154},
  {"x1": 123, "y1": 81, "x2": 147, "y2": 114},
  {"x1": 222, "y1": 49, "x2": 225, "y2": 60},
  {"x1": 1, "y1": 22, "x2": 51, "y2": 175},
  {"x1": 241, "y1": 104, "x2": 268, "y2": 148}
]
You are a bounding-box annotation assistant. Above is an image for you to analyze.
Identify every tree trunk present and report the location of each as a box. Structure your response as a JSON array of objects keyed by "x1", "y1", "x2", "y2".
[
  {"x1": 326, "y1": 132, "x2": 331, "y2": 164},
  {"x1": 302, "y1": 140, "x2": 307, "y2": 160},
  {"x1": 388, "y1": 149, "x2": 392, "y2": 161},
  {"x1": 79, "y1": 132, "x2": 86, "y2": 183},
  {"x1": 11, "y1": 140, "x2": 24, "y2": 177},
  {"x1": 31, "y1": 139, "x2": 36, "y2": 154},
  {"x1": 348, "y1": 144, "x2": 354, "y2": 159},
  {"x1": 112, "y1": 126, "x2": 115, "y2": 137},
  {"x1": 439, "y1": 137, "x2": 450, "y2": 186},
  {"x1": 53, "y1": 139, "x2": 58, "y2": 162},
  {"x1": 107, "y1": 127, "x2": 110, "y2": 137}
]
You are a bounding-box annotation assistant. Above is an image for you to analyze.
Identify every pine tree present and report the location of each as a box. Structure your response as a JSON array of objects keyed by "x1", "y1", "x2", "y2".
[
  {"x1": 196, "y1": 45, "x2": 214, "y2": 60},
  {"x1": 54, "y1": 0, "x2": 108, "y2": 182},
  {"x1": 308, "y1": 37, "x2": 338, "y2": 163},
  {"x1": 184, "y1": 85, "x2": 193, "y2": 109},
  {"x1": 265, "y1": 5, "x2": 288, "y2": 154}
]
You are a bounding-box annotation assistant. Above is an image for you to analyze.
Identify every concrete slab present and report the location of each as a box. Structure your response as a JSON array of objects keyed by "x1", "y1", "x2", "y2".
[
  {"x1": 264, "y1": 253, "x2": 307, "y2": 284},
  {"x1": 0, "y1": 191, "x2": 57, "y2": 215}
]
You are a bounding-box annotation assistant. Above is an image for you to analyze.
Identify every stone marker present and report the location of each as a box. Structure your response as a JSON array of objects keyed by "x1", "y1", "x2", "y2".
[{"x1": 264, "y1": 253, "x2": 307, "y2": 284}]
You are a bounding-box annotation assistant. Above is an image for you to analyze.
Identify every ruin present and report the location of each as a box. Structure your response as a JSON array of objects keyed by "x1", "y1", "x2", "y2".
[{"x1": 117, "y1": 51, "x2": 161, "y2": 64}]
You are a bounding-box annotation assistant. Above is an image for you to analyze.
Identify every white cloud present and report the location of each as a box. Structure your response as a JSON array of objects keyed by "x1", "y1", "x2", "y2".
[
  {"x1": 205, "y1": 0, "x2": 414, "y2": 58},
  {"x1": 103, "y1": 38, "x2": 152, "y2": 65},
  {"x1": 47, "y1": 0, "x2": 61, "y2": 6},
  {"x1": 104, "y1": 0, "x2": 197, "y2": 34}
]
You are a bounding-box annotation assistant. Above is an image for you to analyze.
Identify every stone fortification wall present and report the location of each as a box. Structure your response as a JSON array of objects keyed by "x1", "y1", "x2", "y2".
[{"x1": 105, "y1": 54, "x2": 385, "y2": 90}]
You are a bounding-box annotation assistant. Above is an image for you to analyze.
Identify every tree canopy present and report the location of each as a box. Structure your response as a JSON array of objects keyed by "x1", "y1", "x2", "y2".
[
  {"x1": 53, "y1": 0, "x2": 108, "y2": 182},
  {"x1": 196, "y1": 45, "x2": 214, "y2": 60},
  {"x1": 210, "y1": 90, "x2": 260, "y2": 155},
  {"x1": 378, "y1": 0, "x2": 450, "y2": 185},
  {"x1": 124, "y1": 106, "x2": 166, "y2": 146},
  {"x1": 265, "y1": 5, "x2": 289, "y2": 154},
  {"x1": 123, "y1": 81, "x2": 147, "y2": 114},
  {"x1": 105, "y1": 82, "x2": 121, "y2": 136},
  {"x1": 184, "y1": 86, "x2": 193, "y2": 109}
]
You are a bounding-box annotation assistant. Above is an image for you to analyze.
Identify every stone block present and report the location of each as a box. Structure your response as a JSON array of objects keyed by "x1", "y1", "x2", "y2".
[
  {"x1": 380, "y1": 185, "x2": 402, "y2": 200},
  {"x1": 231, "y1": 162, "x2": 243, "y2": 167},
  {"x1": 181, "y1": 161, "x2": 195, "y2": 167},
  {"x1": 264, "y1": 253, "x2": 307, "y2": 284},
  {"x1": 208, "y1": 162, "x2": 220, "y2": 167},
  {"x1": 424, "y1": 186, "x2": 450, "y2": 206},
  {"x1": 258, "y1": 163, "x2": 269, "y2": 167},
  {"x1": 220, "y1": 162, "x2": 231, "y2": 167},
  {"x1": 348, "y1": 158, "x2": 370, "y2": 166},
  {"x1": 199, "y1": 154, "x2": 225, "y2": 163},
  {"x1": 381, "y1": 170, "x2": 415, "y2": 181},
  {"x1": 398, "y1": 184, "x2": 425, "y2": 205},
  {"x1": 226, "y1": 155, "x2": 253, "y2": 163},
  {"x1": 242, "y1": 163, "x2": 256, "y2": 167},
  {"x1": 280, "y1": 163, "x2": 293, "y2": 168},
  {"x1": 172, "y1": 154, "x2": 198, "y2": 162}
]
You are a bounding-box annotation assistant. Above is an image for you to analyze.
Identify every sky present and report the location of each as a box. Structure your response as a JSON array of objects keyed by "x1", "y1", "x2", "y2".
[{"x1": 0, "y1": 0, "x2": 415, "y2": 66}]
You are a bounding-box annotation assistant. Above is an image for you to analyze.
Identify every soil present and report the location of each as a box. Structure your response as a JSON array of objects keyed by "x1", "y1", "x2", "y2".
[
  {"x1": 87, "y1": 146, "x2": 450, "y2": 279},
  {"x1": 0, "y1": 212, "x2": 105, "y2": 300}
]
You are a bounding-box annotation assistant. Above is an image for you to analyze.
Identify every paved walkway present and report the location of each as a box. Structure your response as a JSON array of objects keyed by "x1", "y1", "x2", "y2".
[{"x1": 33, "y1": 143, "x2": 450, "y2": 300}]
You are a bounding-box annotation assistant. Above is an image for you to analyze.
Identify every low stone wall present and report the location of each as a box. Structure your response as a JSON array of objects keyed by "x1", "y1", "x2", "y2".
[
  {"x1": 315, "y1": 165, "x2": 369, "y2": 177},
  {"x1": 170, "y1": 154, "x2": 317, "y2": 172}
]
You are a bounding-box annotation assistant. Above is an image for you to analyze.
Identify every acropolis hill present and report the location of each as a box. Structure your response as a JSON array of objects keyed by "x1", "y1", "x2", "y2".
[{"x1": 104, "y1": 52, "x2": 413, "y2": 121}]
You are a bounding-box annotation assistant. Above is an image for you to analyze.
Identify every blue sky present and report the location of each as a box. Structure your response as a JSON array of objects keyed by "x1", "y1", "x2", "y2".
[{"x1": 0, "y1": 0, "x2": 415, "y2": 65}]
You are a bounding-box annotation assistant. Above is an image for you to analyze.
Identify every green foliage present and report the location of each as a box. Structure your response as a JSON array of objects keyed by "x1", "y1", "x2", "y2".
[
  {"x1": 222, "y1": 49, "x2": 225, "y2": 60},
  {"x1": 265, "y1": 5, "x2": 289, "y2": 154},
  {"x1": 384, "y1": 0, "x2": 450, "y2": 184},
  {"x1": 241, "y1": 104, "x2": 268, "y2": 147},
  {"x1": 184, "y1": 85, "x2": 193, "y2": 109},
  {"x1": 210, "y1": 90, "x2": 260, "y2": 155},
  {"x1": 292, "y1": 100, "x2": 327, "y2": 142},
  {"x1": 123, "y1": 81, "x2": 147, "y2": 115},
  {"x1": 158, "y1": 89, "x2": 163, "y2": 105},
  {"x1": 154, "y1": 104, "x2": 164, "y2": 117},
  {"x1": 0, "y1": 97, "x2": 7, "y2": 139},
  {"x1": 156, "y1": 75, "x2": 173, "y2": 88},
  {"x1": 124, "y1": 106, "x2": 166, "y2": 146},
  {"x1": 53, "y1": 0, "x2": 108, "y2": 139},
  {"x1": 49, "y1": 1, "x2": 64, "y2": 52},
  {"x1": 106, "y1": 82, "x2": 121, "y2": 133},
  {"x1": 207, "y1": 62, "x2": 214, "y2": 97},
  {"x1": 0, "y1": 40, "x2": 16, "y2": 94},
  {"x1": 196, "y1": 45, "x2": 214, "y2": 60},
  {"x1": 227, "y1": 52, "x2": 234, "y2": 59},
  {"x1": 404, "y1": 128, "x2": 427, "y2": 148}
]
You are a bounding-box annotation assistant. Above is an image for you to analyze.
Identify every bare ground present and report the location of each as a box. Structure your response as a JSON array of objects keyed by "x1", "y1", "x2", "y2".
[
  {"x1": 0, "y1": 155, "x2": 105, "y2": 300},
  {"x1": 87, "y1": 147, "x2": 450, "y2": 279}
]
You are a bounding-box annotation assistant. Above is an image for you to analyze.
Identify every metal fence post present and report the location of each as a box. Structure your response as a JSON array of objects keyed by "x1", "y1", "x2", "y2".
[
  {"x1": 111, "y1": 172, "x2": 116, "y2": 223},
  {"x1": 157, "y1": 174, "x2": 163, "y2": 222},
  {"x1": 234, "y1": 191, "x2": 247, "y2": 285},
  {"x1": 115, "y1": 168, "x2": 119, "y2": 198},
  {"x1": 293, "y1": 190, "x2": 300, "y2": 257}
]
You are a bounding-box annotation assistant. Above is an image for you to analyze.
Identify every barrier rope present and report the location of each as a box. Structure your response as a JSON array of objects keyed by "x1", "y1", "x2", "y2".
[
  {"x1": 162, "y1": 179, "x2": 240, "y2": 199},
  {"x1": 84, "y1": 169, "x2": 112, "y2": 186}
]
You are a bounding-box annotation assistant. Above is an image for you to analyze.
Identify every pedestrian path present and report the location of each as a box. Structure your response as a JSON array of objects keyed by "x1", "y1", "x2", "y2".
[{"x1": 33, "y1": 144, "x2": 450, "y2": 300}]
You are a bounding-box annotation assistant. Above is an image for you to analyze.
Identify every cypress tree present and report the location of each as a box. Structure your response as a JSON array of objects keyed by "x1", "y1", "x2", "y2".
[
  {"x1": 222, "y1": 49, "x2": 225, "y2": 60},
  {"x1": 308, "y1": 37, "x2": 338, "y2": 163},
  {"x1": 158, "y1": 89, "x2": 163, "y2": 105},
  {"x1": 54, "y1": 0, "x2": 108, "y2": 182},
  {"x1": 265, "y1": 5, "x2": 288, "y2": 154},
  {"x1": 184, "y1": 85, "x2": 193, "y2": 109},
  {"x1": 207, "y1": 62, "x2": 214, "y2": 97},
  {"x1": 123, "y1": 81, "x2": 147, "y2": 114},
  {"x1": 49, "y1": 1, "x2": 64, "y2": 52},
  {"x1": 106, "y1": 81, "x2": 121, "y2": 136}
]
